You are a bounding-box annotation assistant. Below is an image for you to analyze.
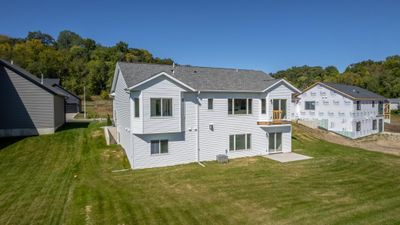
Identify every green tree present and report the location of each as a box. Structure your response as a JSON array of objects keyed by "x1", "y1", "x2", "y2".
[
  {"x1": 57, "y1": 30, "x2": 83, "y2": 49},
  {"x1": 26, "y1": 31, "x2": 55, "y2": 46}
]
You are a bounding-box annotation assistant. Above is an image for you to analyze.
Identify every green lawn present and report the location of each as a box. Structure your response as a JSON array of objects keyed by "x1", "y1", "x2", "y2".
[{"x1": 0, "y1": 123, "x2": 400, "y2": 225}]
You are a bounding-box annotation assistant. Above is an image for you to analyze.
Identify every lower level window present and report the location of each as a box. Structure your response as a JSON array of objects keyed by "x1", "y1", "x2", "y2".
[
  {"x1": 356, "y1": 122, "x2": 361, "y2": 131},
  {"x1": 372, "y1": 120, "x2": 377, "y2": 130},
  {"x1": 229, "y1": 134, "x2": 251, "y2": 151},
  {"x1": 151, "y1": 140, "x2": 168, "y2": 154}
]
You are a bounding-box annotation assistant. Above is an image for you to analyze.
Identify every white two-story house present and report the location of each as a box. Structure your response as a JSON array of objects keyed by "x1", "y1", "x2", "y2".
[
  {"x1": 110, "y1": 62, "x2": 300, "y2": 169},
  {"x1": 294, "y1": 82, "x2": 389, "y2": 139}
]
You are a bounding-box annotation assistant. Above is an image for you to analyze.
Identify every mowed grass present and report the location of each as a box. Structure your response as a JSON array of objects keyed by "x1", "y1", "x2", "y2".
[{"x1": 0, "y1": 123, "x2": 400, "y2": 225}]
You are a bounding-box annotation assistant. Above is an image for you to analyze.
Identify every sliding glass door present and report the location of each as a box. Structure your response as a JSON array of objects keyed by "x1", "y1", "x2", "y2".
[
  {"x1": 272, "y1": 99, "x2": 287, "y2": 120},
  {"x1": 268, "y1": 132, "x2": 282, "y2": 153}
]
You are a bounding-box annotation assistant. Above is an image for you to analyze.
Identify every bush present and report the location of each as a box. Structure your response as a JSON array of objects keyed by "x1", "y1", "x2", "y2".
[
  {"x1": 391, "y1": 109, "x2": 400, "y2": 115},
  {"x1": 100, "y1": 90, "x2": 109, "y2": 100}
]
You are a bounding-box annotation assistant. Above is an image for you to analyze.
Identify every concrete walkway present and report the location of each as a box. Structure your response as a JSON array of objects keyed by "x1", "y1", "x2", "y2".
[{"x1": 264, "y1": 152, "x2": 312, "y2": 163}]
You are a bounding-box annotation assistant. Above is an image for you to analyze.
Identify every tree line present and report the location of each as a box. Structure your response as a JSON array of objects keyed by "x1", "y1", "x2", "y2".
[
  {"x1": 272, "y1": 56, "x2": 400, "y2": 98},
  {"x1": 0, "y1": 31, "x2": 173, "y2": 96},
  {"x1": 1, "y1": 31, "x2": 399, "y2": 98}
]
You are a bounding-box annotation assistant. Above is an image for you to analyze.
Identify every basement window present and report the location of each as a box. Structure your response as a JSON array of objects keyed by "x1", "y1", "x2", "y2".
[
  {"x1": 372, "y1": 120, "x2": 377, "y2": 130},
  {"x1": 229, "y1": 134, "x2": 251, "y2": 151},
  {"x1": 356, "y1": 122, "x2": 361, "y2": 131},
  {"x1": 151, "y1": 140, "x2": 168, "y2": 154}
]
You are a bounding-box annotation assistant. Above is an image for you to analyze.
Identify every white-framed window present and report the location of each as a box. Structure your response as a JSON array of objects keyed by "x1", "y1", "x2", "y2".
[
  {"x1": 151, "y1": 98, "x2": 172, "y2": 117},
  {"x1": 372, "y1": 120, "x2": 377, "y2": 130},
  {"x1": 261, "y1": 99, "x2": 266, "y2": 114},
  {"x1": 356, "y1": 101, "x2": 361, "y2": 110},
  {"x1": 305, "y1": 101, "x2": 315, "y2": 110},
  {"x1": 228, "y1": 99, "x2": 252, "y2": 115},
  {"x1": 372, "y1": 101, "x2": 375, "y2": 108},
  {"x1": 134, "y1": 98, "x2": 140, "y2": 118},
  {"x1": 208, "y1": 98, "x2": 213, "y2": 110},
  {"x1": 150, "y1": 140, "x2": 168, "y2": 154},
  {"x1": 229, "y1": 134, "x2": 251, "y2": 151},
  {"x1": 356, "y1": 122, "x2": 361, "y2": 131}
]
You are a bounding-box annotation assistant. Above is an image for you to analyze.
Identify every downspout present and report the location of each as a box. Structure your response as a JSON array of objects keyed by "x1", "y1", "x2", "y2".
[{"x1": 196, "y1": 91, "x2": 205, "y2": 167}]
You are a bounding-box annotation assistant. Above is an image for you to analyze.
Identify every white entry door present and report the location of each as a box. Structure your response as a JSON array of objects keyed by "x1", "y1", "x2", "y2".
[{"x1": 268, "y1": 132, "x2": 282, "y2": 153}]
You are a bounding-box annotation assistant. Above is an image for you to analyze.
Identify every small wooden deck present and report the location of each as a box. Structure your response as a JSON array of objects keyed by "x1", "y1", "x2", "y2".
[{"x1": 257, "y1": 120, "x2": 291, "y2": 126}]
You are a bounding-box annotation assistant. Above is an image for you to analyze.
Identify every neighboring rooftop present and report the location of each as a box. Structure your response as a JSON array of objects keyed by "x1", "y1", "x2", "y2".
[
  {"x1": 117, "y1": 62, "x2": 279, "y2": 92},
  {"x1": 320, "y1": 82, "x2": 386, "y2": 100},
  {"x1": 388, "y1": 98, "x2": 400, "y2": 103},
  {"x1": 0, "y1": 59, "x2": 65, "y2": 96},
  {"x1": 43, "y1": 78, "x2": 60, "y2": 86}
]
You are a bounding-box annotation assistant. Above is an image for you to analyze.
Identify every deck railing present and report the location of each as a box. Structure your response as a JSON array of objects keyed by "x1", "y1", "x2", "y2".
[{"x1": 272, "y1": 110, "x2": 286, "y2": 120}]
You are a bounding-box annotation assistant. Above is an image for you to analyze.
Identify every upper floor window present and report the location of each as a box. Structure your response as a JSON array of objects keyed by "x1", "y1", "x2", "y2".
[
  {"x1": 305, "y1": 101, "x2": 315, "y2": 110},
  {"x1": 228, "y1": 99, "x2": 252, "y2": 115},
  {"x1": 356, "y1": 101, "x2": 361, "y2": 110},
  {"x1": 356, "y1": 122, "x2": 361, "y2": 131},
  {"x1": 134, "y1": 98, "x2": 140, "y2": 118},
  {"x1": 208, "y1": 99, "x2": 213, "y2": 110},
  {"x1": 261, "y1": 99, "x2": 266, "y2": 114},
  {"x1": 151, "y1": 98, "x2": 172, "y2": 117},
  {"x1": 372, "y1": 101, "x2": 375, "y2": 108},
  {"x1": 378, "y1": 101, "x2": 383, "y2": 114}
]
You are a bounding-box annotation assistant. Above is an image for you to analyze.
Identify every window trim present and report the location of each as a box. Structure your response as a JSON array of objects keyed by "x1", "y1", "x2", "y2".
[
  {"x1": 229, "y1": 133, "x2": 251, "y2": 151},
  {"x1": 228, "y1": 98, "x2": 253, "y2": 115},
  {"x1": 208, "y1": 98, "x2": 213, "y2": 110},
  {"x1": 372, "y1": 100, "x2": 375, "y2": 108},
  {"x1": 305, "y1": 101, "x2": 316, "y2": 110},
  {"x1": 150, "y1": 139, "x2": 169, "y2": 155},
  {"x1": 356, "y1": 121, "x2": 361, "y2": 132},
  {"x1": 356, "y1": 101, "x2": 361, "y2": 110},
  {"x1": 150, "y1": 98, "x2": 173, "y2": 117},
  {"x1": 261, "y1": 99, "x2": 266, "y2": 114},
  {"x1": 134, "y1": 97, "x2": 140, "y2": 118},
  {"x1": 372, "y1": 119, "x2": 377, "y2": 130}
]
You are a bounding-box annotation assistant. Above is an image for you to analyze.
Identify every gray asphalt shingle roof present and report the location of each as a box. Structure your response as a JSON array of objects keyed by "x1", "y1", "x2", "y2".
[
  {"x1": 0, "y1": 59, "x2": 65, "y2": 97},
  {"x1": 321, "y1": 82, "x2": 386, "y2": 100},
  {"x1": 117, "y1": 62, "x2": 278, "y2": 91}
]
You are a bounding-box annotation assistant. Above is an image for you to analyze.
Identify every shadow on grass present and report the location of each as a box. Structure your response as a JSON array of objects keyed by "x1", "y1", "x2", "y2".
[
  {"x1": 58, "y1": 122, "x2": 90, "y2": 132},
  {"x1": 0, "y1": 136, "x2": 26, "y2": 150}
]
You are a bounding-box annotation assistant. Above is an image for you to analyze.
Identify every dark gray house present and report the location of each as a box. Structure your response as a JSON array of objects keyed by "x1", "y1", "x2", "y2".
[
  {"x1": 43, "y1": 78, "x2": 81, "y2": 113},
  {"x1": 0, "y1": 59, "x2": 66, "y2": 137}
]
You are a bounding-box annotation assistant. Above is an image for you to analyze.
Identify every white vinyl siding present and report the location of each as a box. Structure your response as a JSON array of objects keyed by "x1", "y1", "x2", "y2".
[{"x1": 112, "y1": 72, "x2": 295, "y2": 169}]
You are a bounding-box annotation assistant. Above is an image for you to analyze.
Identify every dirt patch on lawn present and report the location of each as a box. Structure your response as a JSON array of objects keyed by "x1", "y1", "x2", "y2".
[
  {"x1": 294, "y1": 123, "x2": 400, "y2": 156},
  {"x1": 386, "y1": 114, "x2": 400, "y2": 133}
]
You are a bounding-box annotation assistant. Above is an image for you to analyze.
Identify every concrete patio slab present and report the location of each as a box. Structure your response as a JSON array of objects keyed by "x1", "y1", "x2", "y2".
[{"x1": 264, "y1": 152, "x2": 312, "y2": 163}]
